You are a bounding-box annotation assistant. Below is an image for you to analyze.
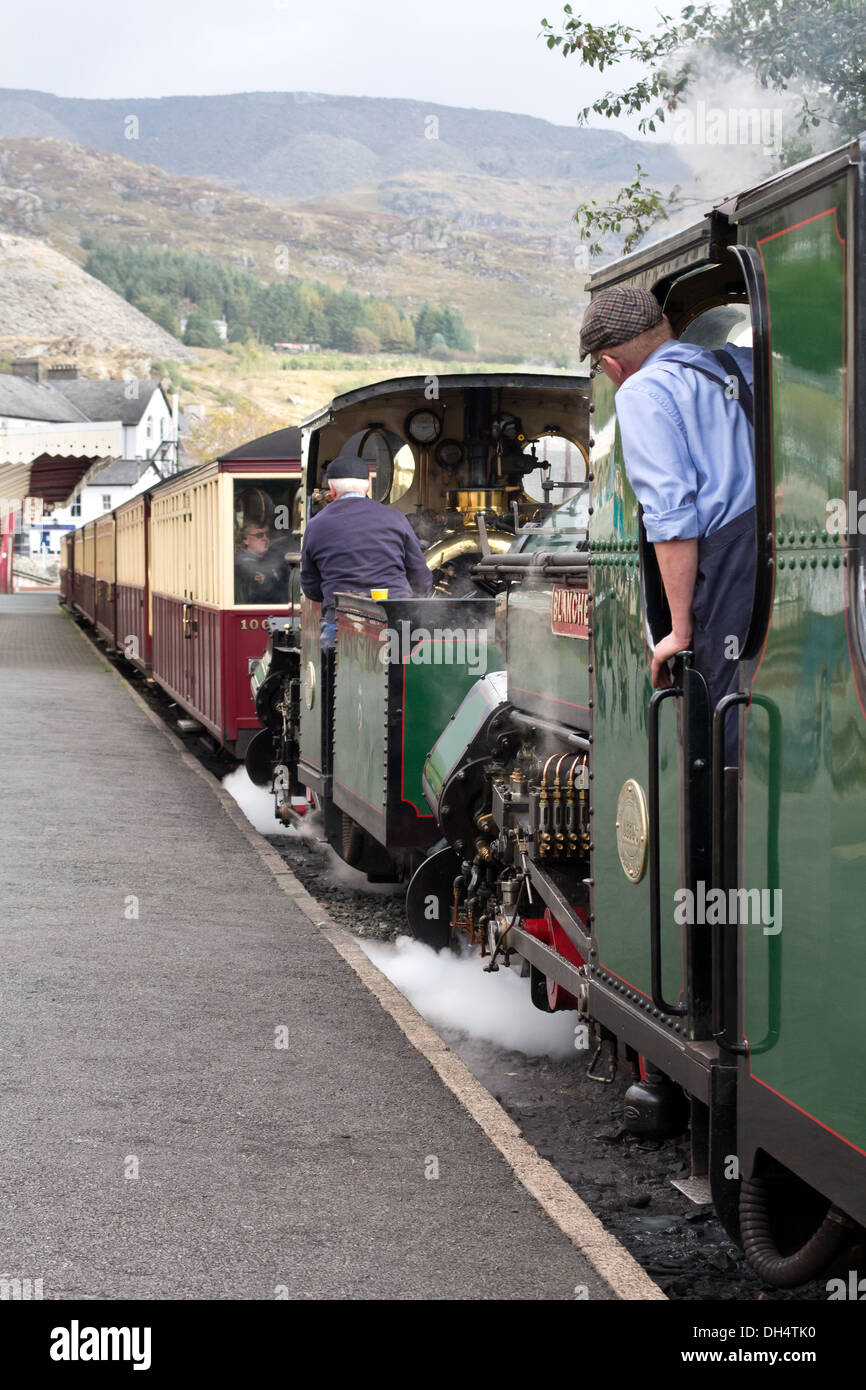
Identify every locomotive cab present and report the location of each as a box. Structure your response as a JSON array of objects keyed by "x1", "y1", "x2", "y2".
[{"x1": 255, "y1": 373, "x2": 591, "y2": 877}]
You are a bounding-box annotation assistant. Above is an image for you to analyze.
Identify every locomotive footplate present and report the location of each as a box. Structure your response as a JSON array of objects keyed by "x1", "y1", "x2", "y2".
[{"x1": 586, "y1": 977, "x2": 722, "y2": 1103}]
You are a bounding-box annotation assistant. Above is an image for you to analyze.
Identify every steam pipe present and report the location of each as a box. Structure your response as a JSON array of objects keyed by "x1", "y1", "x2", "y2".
[{"x1": 511, "y1": 710, "x2": 591, "y2": 752}]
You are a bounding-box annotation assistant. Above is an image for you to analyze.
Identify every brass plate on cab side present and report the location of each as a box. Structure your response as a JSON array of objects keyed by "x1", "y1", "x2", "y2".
[
  {"x1": 615, "y1": 779, "x2": 648, "y2": 883},
  {"x1": 303, "y1": 660, "x2": 316, "y2": 710}
]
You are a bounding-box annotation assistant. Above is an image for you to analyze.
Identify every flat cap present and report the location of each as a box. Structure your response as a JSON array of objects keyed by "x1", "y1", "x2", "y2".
[
  {"x1": 579, "y1": 286, "x2": 663, "y2": 361},
  {"x1": 326, "y1": 455, "x2": 370, "y2": 481}
]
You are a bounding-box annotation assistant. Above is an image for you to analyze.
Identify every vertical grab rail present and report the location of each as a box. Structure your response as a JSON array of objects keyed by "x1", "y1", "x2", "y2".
[
  {"x1": 648, "y1": 685, "x2": 687, "y2": 1015},
  {"x1": 711, "y1": 690, "x2": 782, "y2": 1055},
  {"x1": 711, "y1": 691, "x2": 750, "y2": 1054}
]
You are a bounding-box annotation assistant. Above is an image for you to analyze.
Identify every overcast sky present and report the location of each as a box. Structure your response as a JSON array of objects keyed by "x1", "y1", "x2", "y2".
[{"x1": 0, "y1": 0, "x2": 686, "y2": 136}]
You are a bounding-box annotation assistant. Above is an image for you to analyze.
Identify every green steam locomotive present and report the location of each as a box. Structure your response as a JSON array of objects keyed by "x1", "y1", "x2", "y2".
[{"x1": 415, "y1": 134, "x2": 866, "y2": 1287}]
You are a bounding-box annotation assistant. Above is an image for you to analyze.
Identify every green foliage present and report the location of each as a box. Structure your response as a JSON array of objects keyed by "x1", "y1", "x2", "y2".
[
  {"x1": 150, "y1": 358, "x2": 182, "y2": 390},
  {"x1": 413, "y1": 301, "x2": 473, "y2": 351},
  {"x1": 84, "y1": 241, "x2": 471, "y2": 356},
  {"x1": 350, "y1": 325, "x2": 382, "y2": 353},
  {"x1": 131, "y1": 292, "x2": 179, "y2": 336},
  {"x1": 576, "y1": 164, "x2": 680, "y2": 256},
  {"x1": 541, "y1": 0, "x2": 866, "y2": 255},
  {"x1": 183, "y1": 309, "x2": 222, "y2": 349},
  {"x1": 542, "y1": 1, "x2": 866, "y2": 140}
]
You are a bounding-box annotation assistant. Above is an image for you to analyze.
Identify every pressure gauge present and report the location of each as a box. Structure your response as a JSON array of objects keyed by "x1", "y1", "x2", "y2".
[
  {"x1": 435, "y1": 438, "x2": 464, "y2": 469},
  {"x1": 406, "y1": 408, "x2": 442, "y2": 445}
]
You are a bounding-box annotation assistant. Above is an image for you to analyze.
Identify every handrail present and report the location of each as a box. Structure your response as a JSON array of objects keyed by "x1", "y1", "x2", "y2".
[
  {"x1": 711, "y1": 692, "x2": 750, "y2": 1054},
  {"x1": 648, "y1": 684, "x2": 687, "y2": 1015}
]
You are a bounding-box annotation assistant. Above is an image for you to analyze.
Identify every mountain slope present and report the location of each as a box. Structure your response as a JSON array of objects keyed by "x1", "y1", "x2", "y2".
[
  {"x1": 0, "y1": 138, "x2": 618, "y2": 359},
  {"x1": 0, "y1": 231, "x2": 191, "y2": 359},
  {"x1": 0, "y1": 88, "x2": 687, "y2": 201}
]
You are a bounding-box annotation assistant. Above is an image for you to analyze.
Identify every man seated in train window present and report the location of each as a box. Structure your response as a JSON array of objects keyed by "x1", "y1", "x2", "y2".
[
  {"x1": 300, "y1": 454, "x2": 433, "y2": 646},
  {"x1": 580, "y1": 285, "x2": 754, "y2": 762},
  {"x1": 234, "y1": 486, "x2": 291, "y2": 605}
]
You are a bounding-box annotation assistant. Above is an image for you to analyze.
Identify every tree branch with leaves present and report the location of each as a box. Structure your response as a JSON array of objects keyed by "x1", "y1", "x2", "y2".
[{"x1": 544, "y1": 0, "x2": 866, "y2": 258}]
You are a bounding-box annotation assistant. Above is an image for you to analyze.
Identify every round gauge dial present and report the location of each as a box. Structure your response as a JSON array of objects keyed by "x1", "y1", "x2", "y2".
[
  {"x1": 436, "y1": 438, "x2": 464, "y2": 469},
  {"x1": 405, "y1": 408, "x2": 442, "y2": 445}
]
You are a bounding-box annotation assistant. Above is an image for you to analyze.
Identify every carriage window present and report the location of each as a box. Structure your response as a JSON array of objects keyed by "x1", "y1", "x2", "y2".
[
  {"x1": 233, "y1": 479, "x2": 302, "y2": 605},
  {"x1": 522, "y1": 433, "x2": 588, "y2": 504}
]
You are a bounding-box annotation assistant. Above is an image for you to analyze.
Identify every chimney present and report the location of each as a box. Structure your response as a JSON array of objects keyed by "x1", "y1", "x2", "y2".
[
  {"x1": 12, "y1": 357, "x2": 43, "y2": 382},
  {"x1": 47, "y1": 364, "x2": 80, "y2": 380}
]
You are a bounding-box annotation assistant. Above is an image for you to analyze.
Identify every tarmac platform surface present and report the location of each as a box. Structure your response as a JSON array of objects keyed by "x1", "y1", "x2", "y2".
[{"x1": 0, "y1": 593, "x2": 626, "y2": 1300}]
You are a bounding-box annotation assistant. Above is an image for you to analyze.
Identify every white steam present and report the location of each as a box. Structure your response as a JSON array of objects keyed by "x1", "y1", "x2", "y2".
[
  {"x1": 361, "y1": 934, "x2": 579, "y2": 1058},
  {"x1": 222, "y1": 765, "x2": 298, "y2": 836}
]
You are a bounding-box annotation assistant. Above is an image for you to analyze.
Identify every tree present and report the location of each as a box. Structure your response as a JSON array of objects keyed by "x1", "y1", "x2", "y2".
[
  {"x1": 132, "y1": 293, "x2": 179, "y2": 337},
  {"x1": 185, "y1": 402, "x2": 284, "y2": 467},
  {"x1": 183, "y1": 310, "x2": 222, "y2": 349},
  {"x1": 350, "y1": 325, "x2": 382, "y2": 354},
  {"x1": 541, "y1": 0, "x2": 866, "y2": 254}
]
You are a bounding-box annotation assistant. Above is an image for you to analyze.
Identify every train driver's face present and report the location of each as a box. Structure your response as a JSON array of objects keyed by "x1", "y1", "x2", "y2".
[{"x1": 245, "y1": 525, "x2": 270, "y2": 555}]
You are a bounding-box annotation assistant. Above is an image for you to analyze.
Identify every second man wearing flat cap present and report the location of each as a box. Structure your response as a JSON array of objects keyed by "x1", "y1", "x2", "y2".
[{"x1": 300, "y1": 455, "x2": 433, "y2": 646}]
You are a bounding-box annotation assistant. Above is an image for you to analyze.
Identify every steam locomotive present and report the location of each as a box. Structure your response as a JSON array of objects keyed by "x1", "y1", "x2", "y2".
[{"x1": 410, "y1": 135, "x2": 866, "y2": 1288}]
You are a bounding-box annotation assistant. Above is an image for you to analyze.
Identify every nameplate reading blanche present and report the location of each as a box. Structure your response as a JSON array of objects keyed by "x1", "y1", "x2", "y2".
[{"x1": 550, "y1": 584, "x2": 589, "y2": 638}]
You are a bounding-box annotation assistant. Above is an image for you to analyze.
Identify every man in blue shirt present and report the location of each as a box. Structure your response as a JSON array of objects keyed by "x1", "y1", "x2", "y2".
[
  {"x1": 300, "y1": 455, "x2": 433, "y2": 645},
  {"x1": 579, "y1": 286, "x2": 755, "y2": 760}
]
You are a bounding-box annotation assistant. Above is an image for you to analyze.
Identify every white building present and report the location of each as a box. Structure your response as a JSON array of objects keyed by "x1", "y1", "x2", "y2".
[
  {"x1": 52, "y1": 457, "x2": 164, "y2": 530},
  {"x1": 0, "y1": 362, "x2": 179, "y2": 469}
]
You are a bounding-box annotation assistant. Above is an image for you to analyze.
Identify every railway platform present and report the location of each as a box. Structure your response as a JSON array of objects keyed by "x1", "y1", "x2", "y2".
[{"x1": 0, "y1": 593, "x2": 652, "y2": 1301}]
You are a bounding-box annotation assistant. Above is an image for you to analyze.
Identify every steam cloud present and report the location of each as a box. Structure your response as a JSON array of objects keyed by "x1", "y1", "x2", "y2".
[
  {"x1": 222, "y1": 765, "x2": 298, "y2": 836},
  {"x1": 362, "y1": 935, "x2": 579, "y2": 1058}
]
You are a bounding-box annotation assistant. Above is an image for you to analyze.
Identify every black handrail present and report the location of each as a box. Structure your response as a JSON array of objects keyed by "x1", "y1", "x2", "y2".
[
  {"x1": 648, "y1": 684, "x2": 687, "y2": 1015},
  {"x1": 711, "y1": 690, "x2": 782, "y2": 1056},
  {"x1": 711, "y1": 691, "x2": 750, "y2": 1054}
]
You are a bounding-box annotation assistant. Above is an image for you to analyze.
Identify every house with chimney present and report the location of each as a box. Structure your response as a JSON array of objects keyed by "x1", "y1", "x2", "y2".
[
  {"x1": 0, "y1": 360, "x2": 180, "y2": 589},
  {"x1": 1, "y1": 360, "x2": 178, "y2": 468}
]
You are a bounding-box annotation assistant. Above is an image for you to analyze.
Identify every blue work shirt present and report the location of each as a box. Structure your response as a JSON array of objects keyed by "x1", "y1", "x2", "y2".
[
  {"x1": 300, "y1": 494, "x2": 433, "y2": 624},
  {"x1": 614, "y1": 341, "x2": 754, "y2": 542}
]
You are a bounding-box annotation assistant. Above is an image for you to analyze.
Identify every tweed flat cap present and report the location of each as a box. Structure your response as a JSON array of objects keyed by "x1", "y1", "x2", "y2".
[
  {"x1": 579, "y1": 286, "x2": 663, "y2": 361},
  {"x1": 326, "y1": 455, "x2": 370, "y2": 480}
]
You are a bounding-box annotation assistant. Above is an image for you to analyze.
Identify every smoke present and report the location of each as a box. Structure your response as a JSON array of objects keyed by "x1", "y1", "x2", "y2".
[
  {"x1": 222, "y1": 765, "x2": 298, "y2": 836},
  {"x1": 655, "y1": 51, "x2": 835, "y2": 226},
  {"x1": 361, "y1": 934, "x2": 579, "y2": 1058}
]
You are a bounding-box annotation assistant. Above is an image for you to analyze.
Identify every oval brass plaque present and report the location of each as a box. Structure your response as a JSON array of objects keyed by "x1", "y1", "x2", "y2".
[
  {"x1": 303, "y1": 660, "x2": 316, "y2": 711},
  {"x1": 615, "y1": 779, "x2": 648, "y2": 883}
]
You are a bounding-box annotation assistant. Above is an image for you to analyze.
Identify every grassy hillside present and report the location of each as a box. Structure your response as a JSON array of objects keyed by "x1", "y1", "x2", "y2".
[{"x1": 0, "y1": 137, "x2": 623, "y2": 362}]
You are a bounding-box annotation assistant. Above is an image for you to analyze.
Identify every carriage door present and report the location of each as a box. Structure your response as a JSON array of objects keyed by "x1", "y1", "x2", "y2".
[{"x1": 590, "y1": 250, "x2": 764, "y2": 1045}]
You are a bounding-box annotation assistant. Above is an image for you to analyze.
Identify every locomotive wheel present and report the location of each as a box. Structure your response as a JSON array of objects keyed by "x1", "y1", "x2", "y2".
[
  {"x1": 244, "y1": 728, "x2": 275, "y2": 787},
  {"x1": 406, "y1": 845, "x2": 461, "y2": 952},
  {"x1": 529, "y1": 964, "x2": 553, "y2": 1012}
]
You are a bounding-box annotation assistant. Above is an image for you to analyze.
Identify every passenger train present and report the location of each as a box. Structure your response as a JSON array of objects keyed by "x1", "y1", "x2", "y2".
[{"x1": 62, "y1": 133, "x2": 866, "y2": 1288}]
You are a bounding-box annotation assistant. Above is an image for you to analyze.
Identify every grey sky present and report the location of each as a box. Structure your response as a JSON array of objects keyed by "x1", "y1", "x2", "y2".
[{"x1": 1, "y1": 0, "x2": 685, "y2": 136}]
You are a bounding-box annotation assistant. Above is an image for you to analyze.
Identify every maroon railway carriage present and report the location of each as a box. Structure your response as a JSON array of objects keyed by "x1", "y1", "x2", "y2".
[
  {"x1": 59, "y1": 530, "x2": 73, "y2": 605},
  {"x1": 113, "y1": 492, "x2": 151, "y2": 670},
  {"x1": 71, "y1": 518, "x2": 96, "y2": 623},
  {"x1": 148, "y1": 427, "x2": 302, "y2": 755}
]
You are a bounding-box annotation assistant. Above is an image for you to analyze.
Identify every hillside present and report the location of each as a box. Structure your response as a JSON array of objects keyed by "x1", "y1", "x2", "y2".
[
  {"x1": 0, "y1": 138, "x2": 626, "y2": 361},
  {"x1": 0, "y1": 89, "x2": 687, "y2": 201},
  {"x1": 0, "y1": 232, "x2": 191, "y2": 363}
]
